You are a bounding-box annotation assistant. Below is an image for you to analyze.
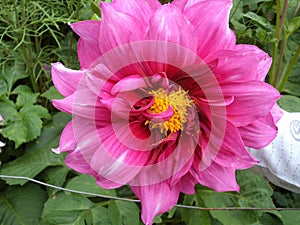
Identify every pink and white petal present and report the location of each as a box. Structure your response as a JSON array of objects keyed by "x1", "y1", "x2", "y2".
[
  {"x1": 87, "y1": 122, "x2": 153, "y2": 186},
  {"x1": 69, "y1": 21, "x2": 102, "y2": 68},
  {"x1": 204, "y1": 45, "x2": 272, "y2": 82},
  {"x1": 51, "y1": 62, "x2": 84, "y2": 97},
  {"x1": 239, "y1": 113, "x2": 278, "y2": 149},
  {"x1": 184, "y1": 0, "x2": 235, "y2": 58},
  {"x1": 53, "y1": 121, "x2": 76, "y2": 153},
  {"x1": 172, "y1": 0, "x2": 205, "y2": 11},
  {"x1": 65, "y1": 150, "x2": 95, "y2": 175},
  {"x1": 270, "y1": 103, "x2": 283, "y2": 124},
  {"x1": 180, "y1": 172, "x2": 197, "y2": 194},
  {"x1": 200, "y1": 120, "x2": 258, "y2": 169},
  {"x1": 99, "y1": 3, "x2": 144, "y2": 53},
  {"x1": 222, "y1": 81, "x2": 281, "y2": 127},
  {"x1": 191, "y1": 158, "x2": 240, "y2": 192},
  {"x1": 147, "y1": 4, "x2": 198, "y2": 52},
  {"x1": 111, "y1": 0, "x2": 160, "y2": 26},
  {"x1": 131, "y1": 181, "x2": 180, "y2": 225}
]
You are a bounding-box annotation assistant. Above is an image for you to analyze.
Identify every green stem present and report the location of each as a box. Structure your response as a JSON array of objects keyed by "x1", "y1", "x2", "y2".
[
  {"x1": 269, "y1": 0, "x2": 289, "y2": 87},
  {"x1": 20, "y1": 0, "x2": 39, "y2": 92},
  {"x1": 229, "y1": 0, "x2": 242, "y2": 19},
  {"x1": 278, "y1": 45, "x2": 300, "y2": 92},
  {"x1": 274, "y1": 35, "x2": 288, "y2": 88}
]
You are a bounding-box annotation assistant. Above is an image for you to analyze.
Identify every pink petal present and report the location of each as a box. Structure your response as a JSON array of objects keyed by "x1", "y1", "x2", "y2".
[
  {"x1": 99, "y1": 3, "x2": 144, "y2": 54},
  {"x1": 184, "y1": 0, "x2": 235, "y2": 58},
  {"x1": 270, "y1": 103, "x2": 283, "y2": 124},
  {"x1": 131, "y1": 181, "x2": 180, "y2": 225},
  {"x1": 55, "y1": 121, "x2": 76, "y2": 153},
  {"x1": 204, "y1": 44, "x2": 272, "y2": 82},
  {"x1": 200, "y1": 120, "x2": 258, "y2": 170},
  {"x1": 110, "y1": 0, "x2": 160, "y2": 26},
  {"x1": 172, "y1": 0, "x2": 205, "y2": 11},
  {"x1": 70, "y1": 21, "x2": 102, "y2": 68},
  {"x1": 221, "y1": 81, "x2": 281, "y2": 127},
  {"x1": 65, "y1": 150, "x2": 95, "y2": 175},
  {"x1": 239, "y1": 113, "x2": 278, "y2": 149},
  {"x1": 51, "y1": 62, "x2": 84, "y2": 97},
  {"x1": 180, "y1": 172, "x2": 197, "y2": 194},
  {"x1": 146, "y1": 4, "x2": 198, "y2": 51},
  {"x1": 191, "y1": 158, "x2": 240, "y2": 192}
]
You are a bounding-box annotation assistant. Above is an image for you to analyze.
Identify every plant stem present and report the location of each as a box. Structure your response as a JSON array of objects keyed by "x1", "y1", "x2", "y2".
[
  {"x1": 274, "y1": 35, "x2": 288, "y2": 87},
  {"x1": 269, "y1": 0, "x2": 288, "y2": 87},
  {"x1": 278, "y1": 45, "x2": 300, "y2": 92}
]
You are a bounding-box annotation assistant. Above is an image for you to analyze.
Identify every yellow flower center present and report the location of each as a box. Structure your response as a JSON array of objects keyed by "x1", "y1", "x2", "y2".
[{"x1": 146, "y1": 88, "x2": 193, "y2": 136}]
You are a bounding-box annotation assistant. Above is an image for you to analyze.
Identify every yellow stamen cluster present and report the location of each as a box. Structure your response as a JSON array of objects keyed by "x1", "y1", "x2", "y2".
[{"x1": 146, "y1": 88, "x2": 193, "y2": 136}]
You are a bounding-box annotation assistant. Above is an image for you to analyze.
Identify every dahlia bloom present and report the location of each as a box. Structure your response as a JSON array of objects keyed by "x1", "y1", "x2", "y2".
[{"x1": 52, "y1": 0, "x2": 282, "y2": 224}]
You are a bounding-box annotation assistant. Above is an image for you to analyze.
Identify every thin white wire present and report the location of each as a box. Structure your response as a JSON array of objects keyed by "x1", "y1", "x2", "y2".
[{"x1": 1, "y1": 174, "x2": 300, "y2": 211}]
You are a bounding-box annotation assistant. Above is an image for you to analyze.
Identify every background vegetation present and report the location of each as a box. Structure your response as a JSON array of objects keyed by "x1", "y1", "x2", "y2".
[{"x1": 0, "y1": 0, "x2": 299, "y2": 224}]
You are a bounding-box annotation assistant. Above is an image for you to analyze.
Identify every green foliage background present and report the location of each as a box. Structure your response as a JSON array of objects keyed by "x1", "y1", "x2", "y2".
[{"x1": 0, "y1": 0, "x2": 299, "y2": 224}]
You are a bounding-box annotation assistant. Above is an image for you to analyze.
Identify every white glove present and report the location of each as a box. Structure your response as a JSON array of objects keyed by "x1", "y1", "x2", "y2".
[{"x1": 248, "y1": 110, "x2": 300, "y2": 193}]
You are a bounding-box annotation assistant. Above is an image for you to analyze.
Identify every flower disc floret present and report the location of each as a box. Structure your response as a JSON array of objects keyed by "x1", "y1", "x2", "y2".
[{"x1": 146, "y1": 88, "x2": 193, "y2": 136}]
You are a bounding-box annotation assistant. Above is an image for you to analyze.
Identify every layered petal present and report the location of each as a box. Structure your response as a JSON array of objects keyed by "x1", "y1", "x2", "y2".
[
  {"x1": 221, "y1": 81, "x2": 281, "y2": 127},
  {"x1": 51, "y1": 62, "x2": 84, "y2": 97},
  {"x1": 146, "y1": 4, "x2": 198, "y2": 51},
  {"x1": 239, "y1": 113, "x2": 278, "y2": 149},
  {"x1": 131, "y1": 181, "x2": 180, "y2": 225},
  {"x1": 204, "y1": 44, "x2": 272, "y2": 82},
  {"x1": 184, "y1": 0, "x2": 235, "y2": 58},
  {"x1": 191, "y1": 157, "x2": 240, "y2": 192},
  {"x1": 99, "y1": 3, "x2": 144, "y2": 53},
  {"x1": 70, "y1": 21, "x2": 102, "y2": 68},
  {"x1": 110, "y1": 0, "x2": 160, "y2": 26}
]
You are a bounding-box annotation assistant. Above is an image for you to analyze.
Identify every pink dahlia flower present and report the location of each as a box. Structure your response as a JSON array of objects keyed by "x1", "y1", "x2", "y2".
[{"x1": 52, "y1": 0, "x2": 282, "y2": 224}]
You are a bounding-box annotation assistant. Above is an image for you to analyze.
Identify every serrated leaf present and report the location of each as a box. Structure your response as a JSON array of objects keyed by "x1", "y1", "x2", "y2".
[
  {"x1": 20, "y1": 104, "x2": 51, "y2": 141},
  {"x1": 0, "y1": 112, "x2": 70, "y2": 185},
  {"x1": 197, "y1": 170, "x2": 276, "y2": 225},
  {"x1": 108, "y1": 200, "x2": 140, "y2": 225},
  {"x1": 41, "y1": 86, "x2": 63, "y2": 101},
  {"x1": 40, "y1": 192, "x2": 108, "y2": 225},
  {"x1": 13, "y1": 85, "x2": 39, "y2": 107},
  {"x1": 0, "y1": 62, "x2": 28, "y2": 94},
  {"x1": 0, "y1": 183, "x2": 47, "y2": 225},
  {"x1": 66, "y1": 174, "x2": 117, "y2": 197},
  {"x1": 1, "y1": 104, "x2": 51, "y2": 147},
  {"x1": 2, "y1": 119, "x2": 27, "y2": 147},
  {"x1": 0, "y1": 97, "x2": 18, "y2": 122}
]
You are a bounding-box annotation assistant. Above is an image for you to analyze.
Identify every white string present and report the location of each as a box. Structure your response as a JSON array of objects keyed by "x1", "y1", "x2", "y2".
[{"x1": 1, "y1": 174, "x2": 300, "y2": 211}]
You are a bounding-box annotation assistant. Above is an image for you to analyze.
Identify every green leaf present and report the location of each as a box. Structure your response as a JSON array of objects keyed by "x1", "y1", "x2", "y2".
[
  {"x1": 197, "y1": 170, "x2": 276, "y2": 225},
  {"x1": 40, "y1": 192, "x2": 104, "y2": 225},
  {"x1": 66, "y1": 174, "x2": 117, "y2": 197},
  {"x1": 243, "y1": 11, "x2": 273, "y2": 30},
  {"x1": 41, "y1": 166, "x2": 70, "y2": 196},
  {"x1": 41, "y1": 86, "x2": 63, "y2": 101},
  {"x1": 1, "y1": 104, "x2": 51, "y2": 147},
  {"x1": 91, "y1": 205, "x2": 112, "y2": 225},
  {"x1": 0, "y1": 97, "x2": 18, "y2": 122},
  {"x1": 13, "y1": 85, "x2": 39, "y2": 108},
  {"x1": 279, "y1": 211, "x2": 300, "y2": 225},
  {"x1": 0, "y1": 80, "x2": 7, "y2": 96},
  {"x1": 285, "y1": 17, "x2": 300, "y2": 35},
  {"x1": 0, "y1": 62, "x2": 28, "y2": 94},
  {"x1": 0, "y1": 112, "x2": 70, "y2": 185},
  {"x1": 278, "y1": 95, "x2": 300, "y2": 112},
  {"x1": 108, "y1": 200, "x2": 140, "y2": 225},
  {"x1": 0, "y1": 183, "x2": 47, "y2": 225},
  {"x1": 181, "y1": 194, "x2": 210, "y2": 225}
]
